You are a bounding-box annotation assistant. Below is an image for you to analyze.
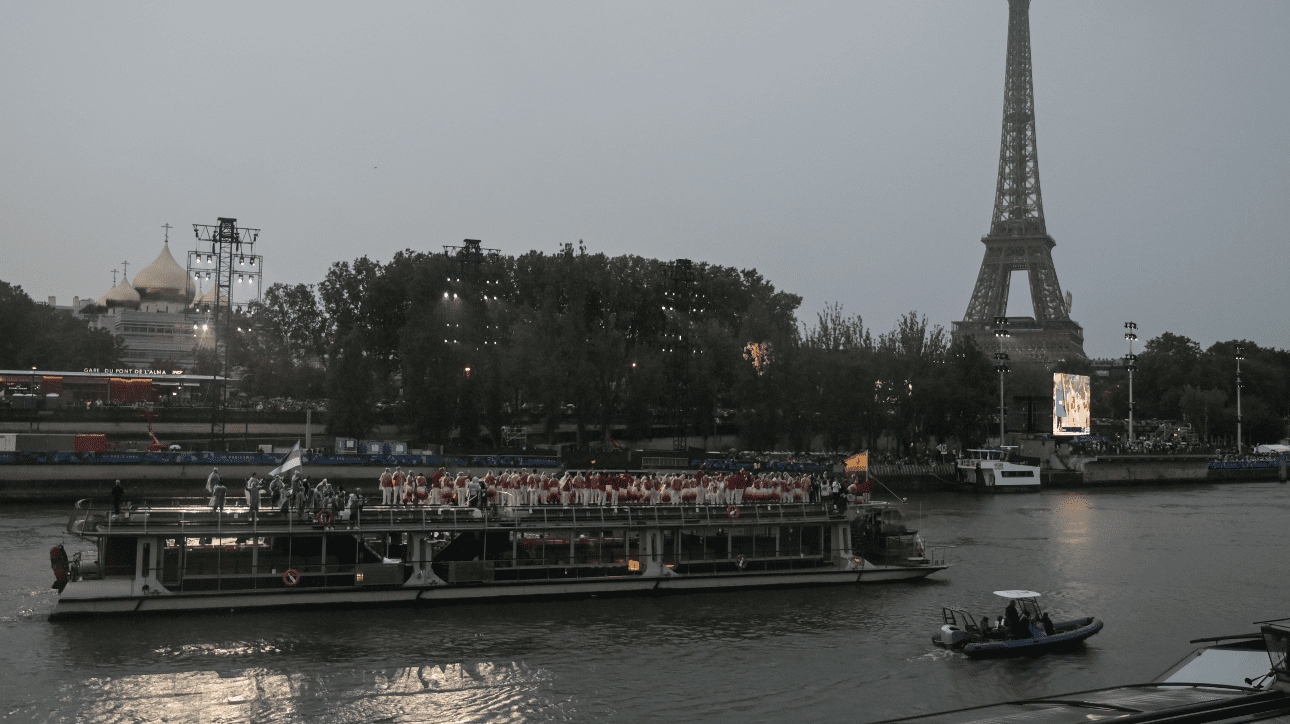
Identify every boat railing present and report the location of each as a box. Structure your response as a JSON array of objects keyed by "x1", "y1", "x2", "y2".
[
  {"x1": 926, "y1": 545, "x2": 952, "y2": 567},
  {"x1": 69, "y1": 498, "x2": 848, "y2": 537}
]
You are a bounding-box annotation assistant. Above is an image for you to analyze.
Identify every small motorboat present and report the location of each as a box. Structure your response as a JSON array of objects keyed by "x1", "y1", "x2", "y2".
[{"x1": 932, "y1": 590, "x2": 1102, "y2": 658}]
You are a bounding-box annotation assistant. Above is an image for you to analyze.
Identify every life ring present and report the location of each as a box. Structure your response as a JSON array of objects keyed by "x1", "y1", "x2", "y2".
[
  {"x1": 282, "y1": 568, "x2": 301, "y2": 586},
  {"x1": 727, "y1": 505, "x2": 740, "y2": 519},
  {"x1": 736, "y1": 554, "x2": 747, "y2": 570},
  {"x1": 851, "y1": 556, "x2": 865, "y2": 568},
  {"x1": 316, "y1": 509, "x2": 333, "y2": 525}
]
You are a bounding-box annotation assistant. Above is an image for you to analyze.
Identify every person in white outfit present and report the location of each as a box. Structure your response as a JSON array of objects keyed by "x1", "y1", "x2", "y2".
[
  {"x1": 206, "y1": 468, "x2": 220, "y2": 506},
  {"x1": 379, "y1": 468, "x2": 394, "y2": 505}
]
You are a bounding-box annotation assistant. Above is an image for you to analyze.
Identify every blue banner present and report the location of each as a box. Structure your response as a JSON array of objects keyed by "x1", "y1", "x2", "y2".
[{"x1": 1209, "y1": 456, "x2": 1287, "y2": 469}]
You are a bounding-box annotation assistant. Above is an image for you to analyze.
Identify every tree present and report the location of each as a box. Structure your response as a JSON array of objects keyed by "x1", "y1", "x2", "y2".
[
  {"x1": 0, "y1": 280, "x2": 120, "y2": 370},
  {"x1": 1136, "y1": 332, "x2": 1202, "y2": 418},
  {"x1": 325, "y1": 330, "x2": 376, "y2": 439}
]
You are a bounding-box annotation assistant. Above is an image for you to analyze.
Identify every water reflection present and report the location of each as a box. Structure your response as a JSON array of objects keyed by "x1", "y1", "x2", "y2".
[
  {"x1": 1052, "y1": 492, "x2": 1091, "y2": 547},
  {"x1": 53, "y1": 661, "x2": 561, "y2": 723}
]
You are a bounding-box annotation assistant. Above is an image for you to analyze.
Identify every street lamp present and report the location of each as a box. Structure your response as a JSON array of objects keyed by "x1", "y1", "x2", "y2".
[
  {"x1": 30, "y1": 366, "x2": 36, "y2": 432},
  {"x1": 993, "y1": 316, "x2": 1010, "y2": 446},
  {"x1": 1124, "y1": 322, "x2": 1138, "y2": 450},
  {"x1": 1235, "y1": 344, "x2": 1245, "y2": 456}
]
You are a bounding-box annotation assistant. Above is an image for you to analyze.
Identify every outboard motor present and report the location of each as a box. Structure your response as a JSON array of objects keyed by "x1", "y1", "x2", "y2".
[
  {"x1": 50, "y1": 544, "x2": 69, "y2": 592},
  {"x1": 938, "y1": 624, "x2": 969, "y2": 648}
]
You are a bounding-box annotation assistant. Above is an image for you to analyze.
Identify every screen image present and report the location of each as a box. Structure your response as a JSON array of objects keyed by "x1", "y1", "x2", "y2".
[{"x1": 1053, "y1": 373, "x2": 1091, "y2": 435}]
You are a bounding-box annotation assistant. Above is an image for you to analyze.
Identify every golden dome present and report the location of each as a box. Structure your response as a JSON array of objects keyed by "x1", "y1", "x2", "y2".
[
  {"x1": 133, "y1": 243, "x2": 190, "y2": 300},
  {"x1": 97, "y1": 275, "x2": 141, "y2": 308}
]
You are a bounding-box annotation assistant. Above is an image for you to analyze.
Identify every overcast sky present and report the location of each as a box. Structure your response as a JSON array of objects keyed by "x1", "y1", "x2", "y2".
[{"x1": 2, "y1": 1, "x2": 1286, "y2": 359}]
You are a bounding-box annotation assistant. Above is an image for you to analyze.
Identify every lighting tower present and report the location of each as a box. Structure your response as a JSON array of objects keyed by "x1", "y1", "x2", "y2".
[
  {"x1": 1235, "y1": 344, "x2": 1245, "y2": 455},
  {"x1": 441, "y1": 238, "x2": 502, "y2": 348},
  {"x1": 1124, "y1": 322, "x2": 1137, "y2": 449},
  {"x1": 190, "y1": 218, "x2": 262, "y2": 448},
  {"x1": 993, "y1": 316, "x2": 1011, "y2": 445}
]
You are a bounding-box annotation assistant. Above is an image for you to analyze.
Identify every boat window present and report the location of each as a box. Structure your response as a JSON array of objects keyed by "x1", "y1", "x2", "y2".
[
  {"x1": 1019, "y1": 599, "x2": 1041, "y2": 618},
  {"x1": 730, "y1": 527, "x2": 755, "y2": 558},
  {"x1": 661, "y1": 529, "x2": 676, "y2": 567},
  {"x1": 141, "y1": 542, "x2": 150, "y2": 577},
  {"x1": 679, "y1": 529, "x2": 705, "y2": 561},
  {"x1": 626, "y1": 530, "x2": 640, "y2": 566},
  {"x1": 570, "y1": 531, "x2": 615, "y2": 565},
  {"x1": 679, "y1": 528, "x2": 730, "y2": 561},
  {"x1": 513, "y1": 531, "x2": 575, "y2": 566},
  {"x1": 801, "y1": 525, "x2": 823, "y2": 557},
  {"x1": 779, "y1": 526, "x2": 803, "y2": 557},
  {"x1": 103, "y1": 537, "x2": 136, "y2": 576}
]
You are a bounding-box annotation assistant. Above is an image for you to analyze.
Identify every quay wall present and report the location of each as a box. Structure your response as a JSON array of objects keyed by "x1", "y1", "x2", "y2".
[{"x1": 1078, "y1": 457, "x2": 1209, "y2": 485}]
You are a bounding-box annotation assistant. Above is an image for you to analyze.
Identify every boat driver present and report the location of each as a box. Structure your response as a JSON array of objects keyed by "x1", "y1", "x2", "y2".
[{"x1": 1004, "y1": 599, "x2": 1021, "y2": 638}]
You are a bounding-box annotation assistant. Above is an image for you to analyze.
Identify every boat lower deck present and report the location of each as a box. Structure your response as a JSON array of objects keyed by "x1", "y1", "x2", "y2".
[{"x1": 52, "y1": 562, "x2": 943, "y2": 619}]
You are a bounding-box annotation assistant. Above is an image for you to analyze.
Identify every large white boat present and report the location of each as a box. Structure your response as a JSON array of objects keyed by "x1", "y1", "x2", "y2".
[
  {"x1": 954, "y1": 447, "x2": 1041, "y2": 492},
  {"x1": 48, "y1": 497, "x2": 949, "y2": 620}
]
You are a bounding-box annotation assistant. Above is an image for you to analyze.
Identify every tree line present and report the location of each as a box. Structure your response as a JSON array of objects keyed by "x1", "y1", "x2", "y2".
[
  {"x1": 237, "y1": 243, "x2": 1289, "y2": 452},
  {"x1": 237, "y1": 243, "x2": 998, "y2": 452},
  {"x1": 2, "y1": 254, "x2": 1285, "y2": 452}
]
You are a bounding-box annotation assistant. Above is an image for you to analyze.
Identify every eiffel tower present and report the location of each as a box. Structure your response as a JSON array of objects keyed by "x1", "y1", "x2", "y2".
[{"x1": 952, "y1": 0, "x2": 1085, "y2": 362}]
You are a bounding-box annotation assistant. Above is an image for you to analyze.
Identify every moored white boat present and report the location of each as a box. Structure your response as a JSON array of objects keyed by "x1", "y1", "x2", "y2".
[{"x1": 954, "y1": 447, "x2": 1041, "y2": 492}]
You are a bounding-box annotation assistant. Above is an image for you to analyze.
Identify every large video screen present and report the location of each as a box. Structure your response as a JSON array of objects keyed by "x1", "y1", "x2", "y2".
[{"x1": 1053, "y1": 373, "x2": 1091, "y2": 435}]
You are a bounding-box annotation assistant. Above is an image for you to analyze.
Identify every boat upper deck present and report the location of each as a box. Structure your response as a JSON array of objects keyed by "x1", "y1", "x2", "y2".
[
  {"x1": 69, "y1": 499, "x2": 859, "y2": 538},
  {"x1": 870, "y1": 684, "x2": 1290, "y2": 724}
]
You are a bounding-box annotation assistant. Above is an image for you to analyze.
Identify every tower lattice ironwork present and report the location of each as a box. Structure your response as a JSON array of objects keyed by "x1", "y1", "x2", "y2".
[{"x1": 953, "y1": 0, "x2": 1085, "y2": 361}]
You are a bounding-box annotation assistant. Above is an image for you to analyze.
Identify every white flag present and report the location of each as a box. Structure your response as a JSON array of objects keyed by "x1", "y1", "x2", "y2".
[{"x1": 269, "y1": 441, "x2": 303, "y2": 477}]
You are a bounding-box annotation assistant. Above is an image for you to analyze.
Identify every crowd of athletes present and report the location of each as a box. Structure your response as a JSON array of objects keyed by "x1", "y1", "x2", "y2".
[
  {"x1": 372, "y1": 467, "x2": 872, "y2": 508},
  {"x1": 199, "y1": 466, "x2": 873, "y2": 523}
]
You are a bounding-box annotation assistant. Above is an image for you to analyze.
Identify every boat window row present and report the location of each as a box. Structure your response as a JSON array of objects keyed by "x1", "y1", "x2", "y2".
[{"x1": 97, "y1": 523, "x2": 838, "y2": 591}]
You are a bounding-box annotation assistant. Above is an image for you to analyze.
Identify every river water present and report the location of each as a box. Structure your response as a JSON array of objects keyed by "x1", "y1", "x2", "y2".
[{"x1": 2, "y1": 481, "x2": 1287, "y2": 723}]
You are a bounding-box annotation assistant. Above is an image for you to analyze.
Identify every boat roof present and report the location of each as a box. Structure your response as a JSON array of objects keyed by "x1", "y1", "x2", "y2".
[
  {"x1": 993, "y1": 590, "x2": 1042, "y2": 599},
  {"x1": 867, "y1": 683, "x2": 1284, "y2": 724}
]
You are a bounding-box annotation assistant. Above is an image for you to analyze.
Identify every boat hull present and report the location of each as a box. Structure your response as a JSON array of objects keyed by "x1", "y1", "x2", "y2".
[
  {"x1": 960, "y1": 617, "x2": 1103, "y2": 657},
  {"x1": 50, "y1": 563, "x2": 947, "y2": 620}
]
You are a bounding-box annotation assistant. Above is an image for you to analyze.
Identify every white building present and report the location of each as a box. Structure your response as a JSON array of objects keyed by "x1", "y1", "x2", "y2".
[{"x1": 81, "y1": 242, "x2": 217, "y2": 369}]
